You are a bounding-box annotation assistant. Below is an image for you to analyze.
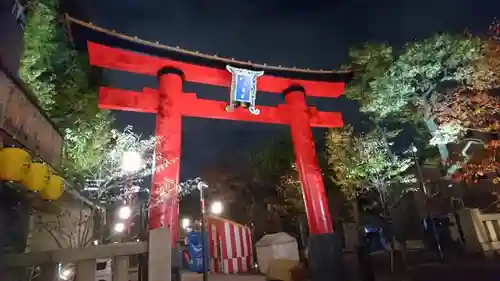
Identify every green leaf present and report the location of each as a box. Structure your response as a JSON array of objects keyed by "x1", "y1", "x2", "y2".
[{"x1": 20, "y1": 0, "x2": 115, "y2": 186}]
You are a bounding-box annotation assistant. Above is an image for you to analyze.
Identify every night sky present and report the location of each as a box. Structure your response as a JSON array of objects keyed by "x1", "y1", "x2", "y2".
[{"x1": 77, "y1": 0, "x2": 499, "y2": 180}]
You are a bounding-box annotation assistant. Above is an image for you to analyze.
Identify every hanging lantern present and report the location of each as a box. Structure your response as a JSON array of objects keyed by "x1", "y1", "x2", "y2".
[
  {"x1": 21, "y1": 162, "x2": 50, "y2": 192},
  {"x1": 40, "y1": 174, "x2": 64, "y2": 201},
  {"x1": 0, "y1": 147, "x2": 31, "y2": 181}
]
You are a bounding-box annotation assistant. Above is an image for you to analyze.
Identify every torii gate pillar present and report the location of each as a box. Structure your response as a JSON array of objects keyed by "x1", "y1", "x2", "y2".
[
  {"x1": 284, "y1": 87, "x2": 342, "y2": 281},
  {"x1": 149, "y1": 69, "x2": 183, "y2": 245}
]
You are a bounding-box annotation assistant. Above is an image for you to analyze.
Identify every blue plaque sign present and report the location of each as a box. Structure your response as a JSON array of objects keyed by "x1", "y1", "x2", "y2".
[{"x1": 226, "y1": 65, "x2": 264, "y2": 115}]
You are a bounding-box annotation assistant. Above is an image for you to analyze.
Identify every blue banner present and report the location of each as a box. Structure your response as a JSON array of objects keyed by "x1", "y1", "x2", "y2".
[{"x1": 186, "y1": 231, "x2": 210, "y2": 273}]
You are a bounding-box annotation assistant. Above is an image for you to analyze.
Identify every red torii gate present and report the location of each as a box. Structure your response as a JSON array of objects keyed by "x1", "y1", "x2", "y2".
[{"x1": 87, "y1": 41, "x2": 345, "y2": 280}]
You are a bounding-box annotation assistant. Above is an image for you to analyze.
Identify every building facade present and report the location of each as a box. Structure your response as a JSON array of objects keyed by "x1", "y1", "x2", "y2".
[{"x1": 0, "y1": 0, "x2": 26, "y2": 75}]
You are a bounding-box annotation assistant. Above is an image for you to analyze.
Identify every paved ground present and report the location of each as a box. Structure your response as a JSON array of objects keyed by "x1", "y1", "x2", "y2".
[
  {"x1": 182, "y1": 272, "x2": 266, "y2": 281},
  {"x1": 406, "y1": 260, "x2": 500, "y2": 281},
  {"x1": 181, "y1": 251, "x2": 500, "y2": 281},
  {"x1": 349, "y1": 250, "x2": 500, "y2": 281}
]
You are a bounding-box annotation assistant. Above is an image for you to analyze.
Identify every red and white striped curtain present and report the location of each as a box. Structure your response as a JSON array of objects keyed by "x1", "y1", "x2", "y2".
[{"x1": 207, "y1": 216, "x2": 253, "y2": 274}]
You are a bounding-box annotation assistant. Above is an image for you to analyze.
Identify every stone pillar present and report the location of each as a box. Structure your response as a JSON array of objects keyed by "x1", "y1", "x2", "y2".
[
  {"x1": 112, "y1": 256, "x2": 129, "y2": 281},
  {"x1": 75, "y1": 260, "x2": 95, "y2": 281},
  {"x1": 148, "y1": 227, "x2": 172, "y2": 281}
]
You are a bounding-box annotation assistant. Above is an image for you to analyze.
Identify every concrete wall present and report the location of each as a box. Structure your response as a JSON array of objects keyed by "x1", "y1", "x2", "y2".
[{"x1": 27, "y1": 193, "x2": 99, "y2": 251}]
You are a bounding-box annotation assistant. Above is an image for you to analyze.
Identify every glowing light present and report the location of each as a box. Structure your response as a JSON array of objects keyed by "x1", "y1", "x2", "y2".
[
  {"x1": 59, "y1": 268, "x2": 73, "y2": 280},
  {"x1": 93, "y1": 240, "x2": 99, "y2": 246},
  {"x1": 117, "y1": 205, "x2": 132, "y2": 220},
  {"x1": 121, "y1": 151, "x2": 142, "y2": 172},
  {"x1": 114, "y1": 222, "x2": 125, "y2": 233},
  {"x1": 210, "y1": 201, "x2": 223, "y2": 215},
  {"x1": 182, "y1": 218, "x2": 191, "y2": 229}
]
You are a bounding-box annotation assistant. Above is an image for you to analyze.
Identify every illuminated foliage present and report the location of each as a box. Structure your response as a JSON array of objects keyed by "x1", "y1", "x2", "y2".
[
  {"x1": 325, "y1": 126, "x2": 415, "y2": 201},
  {"x1": 81, "y1": 127, "x2": 160, "y2": 203},
  {"x1": 434, "y1": 21, "x2": 500, "y2": 134},
  {"x1": 347, "y1": 35, "x2": 481, "y2": 121},
  {"x1": 469, "y1": 19, "x2": 500, "y2": 92},
  {"x1": 345, "y1": 28, "x2": 500, "y2": 178},
  {"x1": 20, "y1": 0, "x2": 115, "y2": 183},
  {"x1": 454, "y1": 140, "x2": 500, "y2": 184},
  {"x1": 199, "y1": 140, "x2": 305, "y2": 236}
]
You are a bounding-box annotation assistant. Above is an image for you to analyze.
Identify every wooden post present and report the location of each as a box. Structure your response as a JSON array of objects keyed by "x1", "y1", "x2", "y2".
[
  {"x1": 113, "y1": 256, "x2": 130, "y2": 281},
  {"x1": 75, "y1": 260, "x2": 95, "y2": 281},
  {"x1": 148, "y1": 227, "x2": 172, "y2": 281}
]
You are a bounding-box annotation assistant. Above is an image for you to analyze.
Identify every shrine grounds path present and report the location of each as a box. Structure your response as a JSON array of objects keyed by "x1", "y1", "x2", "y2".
[
  {"x1": 182, "y1": 250, "x2": 500, "y2": 281},
  {"x1": 182, "y1": 272, "x2": 265, "y2": 281},
  {"x1": 344, "y1": 250, "x2": 500, "y2": 281}
]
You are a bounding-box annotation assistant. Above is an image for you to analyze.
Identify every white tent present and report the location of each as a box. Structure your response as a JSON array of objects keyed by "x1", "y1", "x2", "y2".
[{"x1": 255, "y1": 232, "x2": 300, "y2": 274}]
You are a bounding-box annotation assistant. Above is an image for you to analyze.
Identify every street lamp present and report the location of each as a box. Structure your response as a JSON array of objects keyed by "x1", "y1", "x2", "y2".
[
  {"x1": 118, "y1": 205, "x2": 132, "y2": 220},
  {"x1": 59, "y1": 268, "x2": 74, "y2": 281},
  {"x1": 114, "y1": 222, "x2": 126, "y2": 233},
  {"x1": 210, "y1": 201, "x2": 223, "y2": 215},
  {"x1": 182, "y1": 218, "x2": 191, "y2": 229},
  {"x1": 197, "y1": 181, "x2": 209, "y2": 281},
  {"x1": 121, "y1": 150, "x2": 142, "y2": 173},
  {"x1": 120, "y1": 151, "x2": 143, "y2": 239},
  {"x1": 411, "y1": 144, "x2": 426, "y2": 194}
]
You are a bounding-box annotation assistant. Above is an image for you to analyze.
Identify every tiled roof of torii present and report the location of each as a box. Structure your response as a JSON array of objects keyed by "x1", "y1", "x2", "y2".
[{"x1": 65, "y1": 14, "x2": 352, "y2": 82}]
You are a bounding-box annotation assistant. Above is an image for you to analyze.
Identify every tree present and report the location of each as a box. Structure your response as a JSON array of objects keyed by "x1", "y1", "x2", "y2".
[
  {"x1": 345, "y1": 34, "x2": 484, "y2": 177},
  {"x1": 31, "y1": 199, "x2": 99, "y2": 249},
  {"x1": 199, "y1": 167, "x2": 268, "y2": 230},
  {"x1": 450, "y1": 139, "x2": 500, "y2": 211},
  {"x1": 433, "y1": 22, "x2": 500, "y2": 135},
  {"x1": 32, "y1": 127, "x2": 165, "y2": 250},
  {"x1": 456, "y1": 140, "x2": 500, "y2": 182},
  {"x1": 81, "y1": 127, "x2": 163, "y2": 202},
  {"x1": 326, "y1": 126, "x2": 415, "y2": 204},
  {"x1": 197, "y1": 139, "x2": 305, "y2": 238},
  {"x1": 21, "y1": 0, "x2": 115, "y2": 183},
  {"x1": 326, "y1": 126, "x2": 415, "y2": 275},
  {"x1": 251, "y1": 139, "x2": 304, "y2": 215},
  {"x1": 469, "y1": 19, "x2": 500, "y2": 92}
]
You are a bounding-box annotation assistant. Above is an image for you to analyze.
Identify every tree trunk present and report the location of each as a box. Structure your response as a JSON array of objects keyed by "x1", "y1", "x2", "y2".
[
  {"x1": 424, "y1": 117, "x2": 450, "y2": 167},
  {"x1": 352, "y1": 199, "x2": 375, "y2": 281}
]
